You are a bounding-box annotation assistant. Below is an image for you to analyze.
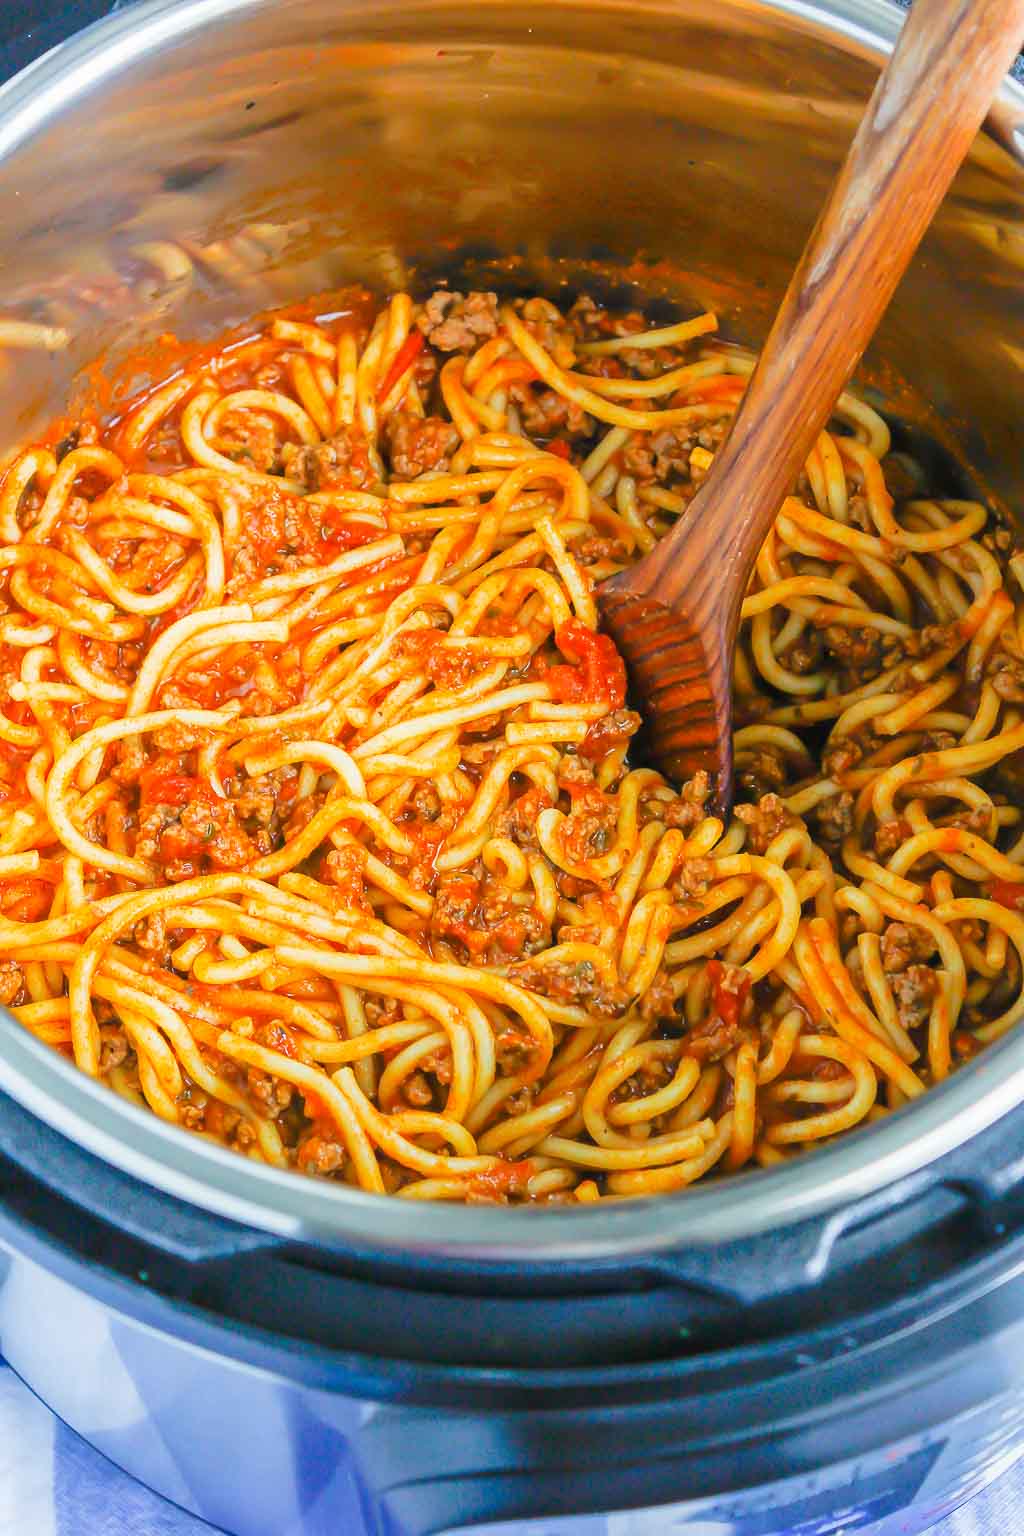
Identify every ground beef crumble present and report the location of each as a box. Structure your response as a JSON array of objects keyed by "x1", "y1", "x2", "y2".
[
  {"x1": 0, "y1": 958, "x2": 23, "y2": 1007},
  {"x1": 737, "y1": 745, "x2": 789, "y2": 800},
  {"x1": 384, "y1": 412, "x2": 460, "y2": 479},
  {"x1": 735, "y1": 793, "x2": 798, "y2": 854},
  {"x1": 135, "y1": 793, "x2": 257, "y2": 882},
  {"x1": 494, "y1": 786, "x2": 555, "y2": 853},
  {"x1": 988, "y1": 651, "x2": 1024, "y2": 703},
  {"x1": 282, "y1": 427, "x2": 378, "y2": 493},
  {"x1": 429, "y1": 869, "x2": 549, "y2": 964},
  {"x1": 646, "y1": 770, "x2": 711, "y2": 832},
  {"x1": 623, "y1": 421, "x2": 729, "y2": 483},
  {"x1": 417, "y1": 290, "x2": 499, "y2": 353},
  {"x1": 98, "y1": 1025, "x2": 130, "y2": 1074},
  {"x1": 811, "y1": 791, "x2": 855, "y2": 847},
  {"x1": 889, "y1": 966, "x2": 937, "y2": 1031},
  {"x1": 296, "y1": 1132, "x2": 347, "y2": 1177},
  {"x1": 512, "y1": 956, "x2": 630, "y2": 1017},
  {"x1": 639, "y1": 968, "x2": 678, "y2": 1024},
  {"x1": 881, "y1": 922, "x2": 936, "y2": 973},
  {"x1": 579, "y1": 708, "x2": 641, "y2": 761},
  {"x1": 509, "y1": 384, "x2": 593, "y2": 441}
]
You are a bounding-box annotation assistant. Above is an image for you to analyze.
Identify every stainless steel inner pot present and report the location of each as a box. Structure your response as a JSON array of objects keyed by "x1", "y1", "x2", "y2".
[{"x1": 0, "y1": 0, "x2": 1023, "y2": 1261}]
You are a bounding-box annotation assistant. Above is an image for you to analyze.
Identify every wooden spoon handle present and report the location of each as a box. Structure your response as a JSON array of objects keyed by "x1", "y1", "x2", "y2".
[{"x1": 638, "y1": 0, "x2": 1024, "y2": 615}]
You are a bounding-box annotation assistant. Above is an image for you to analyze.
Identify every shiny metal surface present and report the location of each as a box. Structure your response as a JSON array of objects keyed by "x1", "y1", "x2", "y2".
[{"x1": 0, "y1": 0, "x2": 1022, "y2": 1257}]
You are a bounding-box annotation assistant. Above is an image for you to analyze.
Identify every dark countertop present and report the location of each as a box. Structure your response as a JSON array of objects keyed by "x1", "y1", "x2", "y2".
[{"x1": 0, "y1": 0, "x2": 125, "y2": 81}]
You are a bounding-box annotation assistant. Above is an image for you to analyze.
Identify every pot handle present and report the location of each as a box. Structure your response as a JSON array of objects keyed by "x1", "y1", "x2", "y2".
[{"x1": 638, "y1": 1090, "x2": 1024, "y2": 1313}]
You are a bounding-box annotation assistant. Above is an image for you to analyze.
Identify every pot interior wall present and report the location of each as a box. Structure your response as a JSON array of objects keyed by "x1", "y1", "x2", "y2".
[{"x1": 0, "y1": 0, "x2": 1021, "y2": 515}]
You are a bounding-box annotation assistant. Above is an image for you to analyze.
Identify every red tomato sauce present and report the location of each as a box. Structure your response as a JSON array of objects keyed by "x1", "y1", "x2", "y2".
[
  {"x1": 541, "y1": 620, "x2": 627, "y2": 707},
  {"x1": 706, "y1": 958, "x2": 752, "y2": 1029},
  {"x1": 988, "y1": 879, "x2": 1024, "y2": 912}
]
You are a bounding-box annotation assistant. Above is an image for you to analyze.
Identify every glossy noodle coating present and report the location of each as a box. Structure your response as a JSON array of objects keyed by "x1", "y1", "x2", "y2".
[{"x1": 0, "y1": 286, "x2": 1022, "y2": 1203}]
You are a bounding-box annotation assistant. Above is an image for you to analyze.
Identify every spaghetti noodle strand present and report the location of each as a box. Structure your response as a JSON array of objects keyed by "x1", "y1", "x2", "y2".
[{"x1": 0, "y1": 283, "x2": 1017, "y2": 1205}]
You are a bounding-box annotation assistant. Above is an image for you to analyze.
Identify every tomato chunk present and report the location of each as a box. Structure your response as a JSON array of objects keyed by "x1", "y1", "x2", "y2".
[
  {"x1": 376, "y1": 330, "x2": 425, "y2": 402},
  {"x1": 988, "y1": 879, "x2": 1024, "y2": 912},
  {"x1": 544, "y1": 620, "x2": 627, "y2": 708},
  {"x1": 706, "y1": 958, "x2": 751, "y2": 1030},
  {"x1": 139, "y1": 770, "x2": 213, "y2": 809}
]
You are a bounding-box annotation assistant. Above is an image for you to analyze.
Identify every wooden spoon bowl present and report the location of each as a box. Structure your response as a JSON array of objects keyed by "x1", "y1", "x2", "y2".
[{"x1": 598, "y1": 0, "x2": 1024, "y2": 819}]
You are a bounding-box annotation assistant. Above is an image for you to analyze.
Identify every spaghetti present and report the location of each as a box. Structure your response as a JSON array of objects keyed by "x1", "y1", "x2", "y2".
[{"x1": 0, "y1": 284, "x2": 1021, "y2": 1203}]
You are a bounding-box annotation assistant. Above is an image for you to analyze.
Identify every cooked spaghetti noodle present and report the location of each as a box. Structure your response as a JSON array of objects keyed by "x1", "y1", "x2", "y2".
[{"x1": 0, "y1": 284, "x2": 1022, "y2": 1202}]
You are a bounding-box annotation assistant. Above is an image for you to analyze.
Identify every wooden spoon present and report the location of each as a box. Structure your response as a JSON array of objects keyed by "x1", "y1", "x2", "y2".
[{"x1": 597, "y1": 0, "x2": 1024, "y2": 817}]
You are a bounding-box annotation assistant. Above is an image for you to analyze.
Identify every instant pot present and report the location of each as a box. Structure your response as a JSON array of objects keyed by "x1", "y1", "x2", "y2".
[{"x1": 2, "y1": 1, "x2": 1024, "y2": 1532}]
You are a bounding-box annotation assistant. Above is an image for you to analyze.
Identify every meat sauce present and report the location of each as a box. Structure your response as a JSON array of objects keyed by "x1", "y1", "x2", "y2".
[{"x1": 7, "y1": 279, "x2": 1011, "y2": 1204}]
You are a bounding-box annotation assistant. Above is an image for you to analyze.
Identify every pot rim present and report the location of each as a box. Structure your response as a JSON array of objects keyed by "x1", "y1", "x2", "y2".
[{"x1": 1, "y1": 0, "x2": 1024, "y2": 1262}]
